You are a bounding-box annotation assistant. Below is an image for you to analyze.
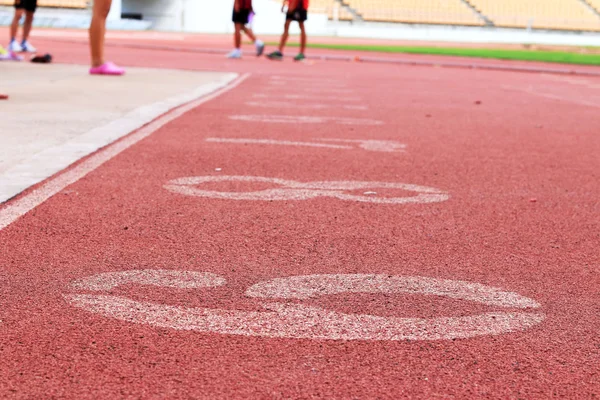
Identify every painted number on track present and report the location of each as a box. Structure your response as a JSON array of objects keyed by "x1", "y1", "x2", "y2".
[
  {"x1": 163, "y1": 176, "x2": 449, "y2": 204},
  {"x1": 65, "y1": 271, "x2": 544, "y2": 341}
]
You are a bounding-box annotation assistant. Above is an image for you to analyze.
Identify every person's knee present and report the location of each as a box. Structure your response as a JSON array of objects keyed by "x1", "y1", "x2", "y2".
[
  {"x1": 94, "y1": 0, "x2": 112, "y2": 20},
  {"x1": 13, "y1": 9, "x2": 24, "y2": 21},
  {"x1": 25, "y1": 11, "x2": 34, "y2": 21}
]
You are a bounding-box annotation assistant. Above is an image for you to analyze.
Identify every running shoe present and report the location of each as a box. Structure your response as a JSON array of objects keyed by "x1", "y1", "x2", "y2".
[
  {"x1": 8, "y1": 40, "x2": 22, "y2": 53},
  {"x1": 226, "y1": 49, "x2": 242, "y2": 59},
  {"x1": 21, "y1": 40, "x2": 36, "y2": 53},
  {"x1": 294, "y1": 53, "x2": 306, "y2": 62},
  {"x1": 255, "y1": 40, "x2": 265, "y2": 57},
  {"x1": 267, "y1": 50, "x2": 283, "y2": 60}
]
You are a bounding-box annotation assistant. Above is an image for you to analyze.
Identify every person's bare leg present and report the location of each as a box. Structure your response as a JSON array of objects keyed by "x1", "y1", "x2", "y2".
[
  {"x1": 241, "y1": 26, "x2": 256, "y2": 43},
  {"x1": 22, "y1": 11, "x2": 34, "y2": 42},
  {"x1": 299, "y1": 22, "x2": 306, "y2": 54},
  {"x1": 10, "y1": 9, "x2": 24, "y2": 43},
  {"x1": 278, "y1": 20, "x2": 291, "y2": 52},
  {"x1": 89, "y1": 0, "x2": 112, "y2": 67},
  {"x1": 234, "y1": 23, "x2": 243, "y2": 49}
]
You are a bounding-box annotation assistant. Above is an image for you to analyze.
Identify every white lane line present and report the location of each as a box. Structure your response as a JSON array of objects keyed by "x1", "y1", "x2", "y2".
[
  {"x1": 543, "y1": 74, "x2": 600, "y2": 89},
  {"x1": 206, "y1": 138, "x2": 405, "y2": 152},
  {"x1": 229, "y1": 115, "x2": 383, "y2": 125},
  {"x1": 264, "y1": 87, "x2": 354, "y2": 94},
  {"x1": 252, "y1": 93, "x2": 362, "y2": 102},
  {"x1": 268, "y1": 81, "x2": 348, "y2": 88},
  {"x1": 245, "y1": 101, "x2": 368, "y2": 110},
  {"x1": 205, "y1": 138, "x2": 352, "y2": 150},
  {"x1": 66, "y1": 271, "x2": 544, "y2": 341},
  {"x1": 315, "y1": 139, "x2": 405, "y2": 152},
  {"x1": 0, "y1": 74, "x2": 250, "y2": 232},
  {"x1": 270, "y1": 75, "x2": 346, "y2": 84},
  {"x1": 502, "y1": 84, "x2": 600, "y2": 108}
]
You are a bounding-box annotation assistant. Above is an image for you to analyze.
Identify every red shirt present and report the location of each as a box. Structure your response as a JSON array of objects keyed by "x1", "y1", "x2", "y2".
[
  {"x1": 237, "y1": 0, "x2": 252, "y2": 10},
  {"x1": 290, "y1": 0, "x2": 309, "y2": 9}
]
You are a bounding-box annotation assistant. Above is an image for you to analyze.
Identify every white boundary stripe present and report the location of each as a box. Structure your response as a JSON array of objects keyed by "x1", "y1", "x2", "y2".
[
  {"x1": 264, "y1": 87, "x2": 354, "y2": 94},
  {"x1": 0, "y1": 74, "x2": 250, "y2": 232},
  {"x1": 252, "y1": 93, "x2": 362, "y2": 102},
  {"x1": 502, "y1": 84, "x2": 600, "y2": 108},
  {"x1": 270, "y1": 75, "x2": 346, "y2": 84},
  {"x1": 229, "y1": 115, "x2": 384, "y2": 125},
  {"x1": 245, "y1": 101, "x2": 368, "y2": 110},
  {"x1": 205, "y1": 138, "x2": 405, "y2": 152},
  {"x1": 206, "y1": 138, "x2": 352, "y2": 150},
  {"x1": 0, "y1": 73, "x2": 238, "y2": 204}
]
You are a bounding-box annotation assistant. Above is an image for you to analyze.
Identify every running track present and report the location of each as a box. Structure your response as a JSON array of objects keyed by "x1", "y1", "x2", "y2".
[{"x1": 1, "y1": 36, "x2": 600, "y2": 398}]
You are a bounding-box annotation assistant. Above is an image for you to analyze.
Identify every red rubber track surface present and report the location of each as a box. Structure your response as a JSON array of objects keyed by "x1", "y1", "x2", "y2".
[{"x1": 1, "y1": 38, "x2": 600, "y2": 398}]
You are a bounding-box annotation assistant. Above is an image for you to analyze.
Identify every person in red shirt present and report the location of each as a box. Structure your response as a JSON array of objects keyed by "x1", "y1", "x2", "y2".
[
  {"x1": 267, "y1": 0, "x2": 309, "y2": 61},
  {"x1": 228, "y1": 0, "x2": 265, "y2": 59}
]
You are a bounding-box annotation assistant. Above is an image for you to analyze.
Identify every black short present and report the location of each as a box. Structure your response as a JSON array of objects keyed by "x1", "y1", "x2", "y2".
[
  {"x1": 232, "y1": 9, "x2": 251, "y2": 25},
  {"x1": 286, "y1": 8, "x2": 307, "y2": 22},
  {"x1": 14, "y1": 0, "x2": 37, "y2": 12}
]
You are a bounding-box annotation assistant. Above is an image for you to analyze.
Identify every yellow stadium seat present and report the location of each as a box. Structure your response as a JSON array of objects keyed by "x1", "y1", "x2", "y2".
[
  {"x1": 467, "y1": 0, "x2": 600, "y2": 31},
  {"x1": 345, "y1": 0, "x2": 484, "y2": 25},
  {"x1": 273, "y1": 0, "x2": 600, "y2": 30}
]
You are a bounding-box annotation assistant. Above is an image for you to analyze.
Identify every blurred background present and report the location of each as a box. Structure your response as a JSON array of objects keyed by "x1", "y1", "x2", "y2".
[{"x1": 1, "y1": 0, "x2": 600, "y2": 46}]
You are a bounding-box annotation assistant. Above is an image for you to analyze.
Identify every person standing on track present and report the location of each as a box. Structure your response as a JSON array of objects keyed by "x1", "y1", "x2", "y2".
[
  {"x1": 267, "y1": 0, "x2": 309, "y2": 61},
  {"x1": 227, "y1": 0, "x2": 265, "y2": 59},
  {"x1": 8, "y1": 0, "x2": 37, "y2": 53},
  {"x1": 88, "y1": 0, "x2": 125, "y2": 75}
]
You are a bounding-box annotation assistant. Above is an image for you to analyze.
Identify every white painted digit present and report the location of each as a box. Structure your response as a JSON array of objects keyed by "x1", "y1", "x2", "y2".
[
  {"x1": 163, "y1": 176, "x2": 449, "y2": 204},
  {"x1": 65, "y1": 271, "x2": 544, "y2": 341}
]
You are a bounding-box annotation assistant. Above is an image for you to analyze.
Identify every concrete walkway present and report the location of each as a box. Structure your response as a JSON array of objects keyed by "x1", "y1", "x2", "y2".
[{"x1": 0, "y1": 61, "x2": 235, "y2": 203}]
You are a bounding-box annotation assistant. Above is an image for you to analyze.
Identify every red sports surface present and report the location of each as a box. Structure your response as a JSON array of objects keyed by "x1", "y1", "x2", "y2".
[{"x1": 1, "y1": 32, "x2": 599, "y2": 398}]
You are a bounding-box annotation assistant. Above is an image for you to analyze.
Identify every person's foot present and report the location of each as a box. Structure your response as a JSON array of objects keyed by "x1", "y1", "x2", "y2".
[
  {"x1": 89, "y1": 62, "x2": 126, "y2": 76},
  {"x1": 294, "y1": 53, "x2": 306, "y2": 62},
  {"x1": 255, "y1": 40, "x2": 265, "y2": 57},
  {"x1": 21, "y1": 40, "x2": 36, "y2": 53},
  {"x1": 0, "y1": 47, "x2": 23, "y2": 61},
  {"x1": 8, "y1": 40, "x2": 22, "y2": 53},
  {"x1": 267, "y1": 50, "x2": 283, "y2": 60},
  {"x1": 226, "y1": 49, "x2": 242, "y2": 59}
]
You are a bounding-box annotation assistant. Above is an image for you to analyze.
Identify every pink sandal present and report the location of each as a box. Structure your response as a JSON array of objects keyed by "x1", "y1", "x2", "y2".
[{"x1": 89, "y1": 61, "x2": 125, "y2": 76}]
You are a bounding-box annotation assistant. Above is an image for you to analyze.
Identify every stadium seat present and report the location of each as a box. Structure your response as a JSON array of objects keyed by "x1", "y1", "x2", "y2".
[
  {"x1": 468, "y1": 0, "x2": 600, "y2": 31},
  {"x1": 344, "y1": 0, "x2": 484, "y2": 25},
  {"x1": 278, "y1": 0, "x2": 600, "y2": 31}
]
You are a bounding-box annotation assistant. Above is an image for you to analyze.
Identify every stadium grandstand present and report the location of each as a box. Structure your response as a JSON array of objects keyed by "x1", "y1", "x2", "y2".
[
  {"x1": 1, "y1": 0, "x2": 600, "y2": 32},
  {"x1": 290, "y1": 0, "x2": 600, "y2": 31}
]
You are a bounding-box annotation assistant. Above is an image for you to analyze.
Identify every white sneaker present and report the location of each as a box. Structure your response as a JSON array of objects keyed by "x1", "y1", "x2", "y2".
[
  {"x1": 255, "y1": 40, "x2": 265, "y2": 57},
  {"x1": 8, "y1": 40, "x2": 22, "y2": 53},
  {"x1": 21, "y1": 41, "x2": 36, "y2": 53},
  {"x1": 226, "y1": 49, "x2": 242, "y2": 59}
]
